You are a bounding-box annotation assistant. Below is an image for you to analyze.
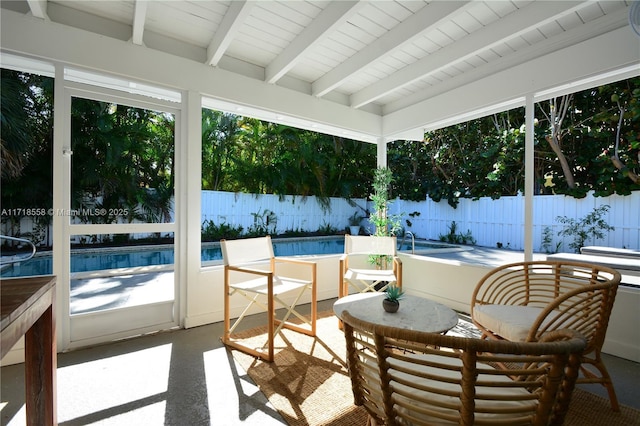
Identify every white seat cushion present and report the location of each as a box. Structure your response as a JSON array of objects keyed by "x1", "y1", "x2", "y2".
[{"x1": 473, "y1": 304, "x2": 546, "y2": 342}]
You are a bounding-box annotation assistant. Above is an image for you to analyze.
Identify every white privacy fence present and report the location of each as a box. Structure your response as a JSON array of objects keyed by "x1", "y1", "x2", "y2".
[
  {"x1": 3, "y1": 190, "x2": 639, "y2": 251},
  {"x1": 202, "y1": 190, "x2": 640, "y2": 252},
  {"x1": 389, "y1": 192, "x2": 639, "y2": 252}
]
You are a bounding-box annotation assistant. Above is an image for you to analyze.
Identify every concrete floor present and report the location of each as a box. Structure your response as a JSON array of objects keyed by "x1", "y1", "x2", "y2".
[
  {"x1": 1, "y1": 297, "x2": 638, "y2": 426},
  {"x1": 2, "y1": 246, "x2": 638, "y2": 424}
]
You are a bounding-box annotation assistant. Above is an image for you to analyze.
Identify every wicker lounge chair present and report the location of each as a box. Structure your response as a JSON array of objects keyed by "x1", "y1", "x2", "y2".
[
  {"x1": 342, "y1": 310, "x2": 586, "y2": 425},
  {"x1": 471, "y1": 260, "x2": 621, "y2": 410}
]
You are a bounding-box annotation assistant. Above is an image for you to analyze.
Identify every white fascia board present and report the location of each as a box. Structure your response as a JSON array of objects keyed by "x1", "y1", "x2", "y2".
[
  {"x1": 382, "y1": 25, "x2": 640, "y2": 138},
  {"x1": 0, "y1": 9, "x2": 382, "y2": 143},
  {"x1": 384, "y1": 128, "x2": 425, "y2": 143}
]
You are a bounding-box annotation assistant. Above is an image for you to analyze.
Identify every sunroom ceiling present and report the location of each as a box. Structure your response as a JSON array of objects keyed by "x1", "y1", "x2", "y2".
[{"x1": 1, "y1": 1, "x2": 639, "y2": 142}]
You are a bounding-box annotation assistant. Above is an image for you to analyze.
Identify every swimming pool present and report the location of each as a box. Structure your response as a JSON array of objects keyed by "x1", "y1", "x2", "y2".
[
  {"x1": 0, "y1": 237, "x2": 453, "y2": 278},
  {"x1": 0, "y1": 237, "x2": 346, "y2": 278}
]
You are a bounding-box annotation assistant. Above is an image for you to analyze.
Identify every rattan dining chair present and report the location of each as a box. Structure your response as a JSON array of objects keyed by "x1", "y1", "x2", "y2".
[
  {"x1": 471, "y1": 260, "x2": 621, "y2": 411},
  {"x1": 339, "y1": 235, "x2": 402, "y2": 298},
  {"x1": 221, "y1": 236, "x2": 317, "y2": 362},
  {"x1": 342, "y1": 310, "x2": 586, "y2": 426}
]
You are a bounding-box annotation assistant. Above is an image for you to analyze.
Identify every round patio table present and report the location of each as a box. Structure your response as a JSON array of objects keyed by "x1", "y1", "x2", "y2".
[{"x1": 333, "y1": 292, "x2": 458, "y2": 334}]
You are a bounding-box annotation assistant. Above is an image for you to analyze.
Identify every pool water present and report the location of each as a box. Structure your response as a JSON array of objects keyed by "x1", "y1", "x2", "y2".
[
  {"x1": 1, "y1": 237, "x2": 449, "y2": 278},
  {"x1": 0, "y1": 237, "x2": 347, "y2": 278}
]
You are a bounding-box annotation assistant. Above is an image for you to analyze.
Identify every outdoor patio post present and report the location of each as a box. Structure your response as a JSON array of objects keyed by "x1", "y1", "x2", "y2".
[
  {"x1": 524, "y1": 94, "x2": 535, "y2": 262},
  {"x1": 377, "y1": 137, "x2": 387, "y2": 168}
]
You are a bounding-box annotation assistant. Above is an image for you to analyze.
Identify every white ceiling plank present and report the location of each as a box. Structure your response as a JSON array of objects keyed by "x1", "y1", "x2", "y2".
[
  {"x1": 358, "y1": 2, "x2": 400, "y2": 31},
  {"x1": 576, "y1": 2, "x2": 606, "y2": 23},
  {"x1": 243, "y1": 14, "x2": 300, "y2": 41},
  {"x1": 265, "y1": 1, "x2": 364, "y2": 84},
  {"x1": 131, "y1": 0, "x2": 148, "y2": 46},
  {"x1": 144, "y1": 2, "x2": 218, "y2": 46},
  {"x1": 537, "y1": 20, "x2": 565, "y2": 39},
  {"x1": 26, "y1": 0, "x2": 48, "y2": 20},
  {"x1": 467, "y1": 1, "x2": 503, "y2": 25},
  {"x1": 491, "y1": 42, "x2": 516, "y2": 58},
  {"x1": 372, "y1": 1, "x2": 414, "y2": 23},
  {"x1": 312, "y1": 1, "x2": 471, "y2": 98},
  {"x1": 207, "y1": 1, "x2": 255, "y2": 66},
  {"x1": 1, "y1": 0, "x2": 635, "y2": 143},
  {"x1": 1, "y1": 8, "x2": 382, "y2": 142},
  {"x1": 350, "y1": 1, "x2": 584, "y2": 109},
  {"x1": 383, "y1": 25, "x2": 638, "y2": 138},
  {"x1": 383, "y1": 9, "x2": 634, "y2": 127}
]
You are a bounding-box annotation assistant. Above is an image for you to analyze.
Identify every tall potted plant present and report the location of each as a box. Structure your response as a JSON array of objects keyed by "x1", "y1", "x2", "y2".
[
  {"x1": 370, "y1": 167, "x2": 402, "y2": 237},
  {"x1": 369, "y1": 167, "x2": 402, "y2": 272},
  {"x1": 348, "y1": 211, "x2": 364, "y2": 235}
]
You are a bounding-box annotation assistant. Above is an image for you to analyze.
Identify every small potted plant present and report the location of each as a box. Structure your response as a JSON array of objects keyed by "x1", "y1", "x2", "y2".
[
  {"x1": 382, "y1": 284, "x2": 404, "y2": 313},
  {"x1": 348, "y1": 211, "x2": 363, "y2": 236}
]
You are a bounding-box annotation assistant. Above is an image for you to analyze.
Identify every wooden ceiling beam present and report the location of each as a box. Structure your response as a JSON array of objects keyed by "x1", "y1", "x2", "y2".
[
  {"x1": 265, "y1": 1, "x2": 364, "y2": 84},
  {"x1": 131, "y1": 0, "x2": 148, "y2": 46},
  {"x1": 207, "y1": 1, "x2": 255, "y2": 67},
  {"x1": 312, "y1": 1, "x2": 471, "y2": 98},
  {"x1": 350, "y1": 1, "x2": 584, "y2": 109}
]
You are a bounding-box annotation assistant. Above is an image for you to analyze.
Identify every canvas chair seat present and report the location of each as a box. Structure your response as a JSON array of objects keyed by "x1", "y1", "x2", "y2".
[{"x1": 230, "y1": 276, "x2": 310, "y2": 295}]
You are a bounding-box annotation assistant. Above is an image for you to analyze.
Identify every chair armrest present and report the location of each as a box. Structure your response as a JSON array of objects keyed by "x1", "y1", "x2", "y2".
[
  {"x1": 275, "y1": 257, "x2": 316, "y2": 267},
  {"x1": 339, "y1": 253, "x2": 348, "y2": 270},
  {"x1": 226, "y1": 265, "x2": 273, "y2": 277},
  {"x1": 274, "y1": 257, "x2": 317, "y2": 283}
]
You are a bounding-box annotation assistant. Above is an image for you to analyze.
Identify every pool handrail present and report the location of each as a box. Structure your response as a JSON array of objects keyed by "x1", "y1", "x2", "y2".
[
  {"x1": 0, "y1": 235, "x2": 37, "y2": 266},
  {"x1": 399, "y1": 231, "x2": 415, "y2": 253}
]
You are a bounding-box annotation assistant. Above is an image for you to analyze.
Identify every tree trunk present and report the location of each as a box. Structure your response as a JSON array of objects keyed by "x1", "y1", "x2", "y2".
[
  {"x1": 610, "y1": 155, "x2": 640, "y2": 184},
  {"x1": 609, "y1": 104, "x2": 639, "y2": 184},
  {"x1": 544, "y1": 96, "x2": 576, "y2": 189},
  {"x1": 545, "y1": 135, "x2": 576, "y2": 188}
]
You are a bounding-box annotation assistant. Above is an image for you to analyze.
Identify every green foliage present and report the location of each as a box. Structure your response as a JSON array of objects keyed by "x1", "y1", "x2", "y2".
[
  {"x1": 384, "y1": 284, "x2": 404, "y2": 302},
  {"x1": 246, "y1": 209, "x2": 277, "y2": 237},
  {"x1": 69, "y1": 98, "x2": 176, "y2": 224},
  {"x1": 438, "y1": 221, "x2": 477, "y2": 245},
  {"x1": 201, "y1": 220, "x2": 243, "y2": 241},
  {"x1": 556, "y1": 205, "x2": 615, "y2": 253},
  {"x1": 540, "y1": 226, "x2": 561, "y2": 254},
  {"x1": 348, "y1": 211, "x2": 364, "y2": 226},
  {"x1": 201, "y1": 109, "x2": 239, "y2": 191},
  {"x1": 370, "y1": 167, "x2": 403, "y2": 236},
  {"x1": 200, "y1": 112, "x2": 376, "y2": 205},
  {"x1": 1, "y1": 69, "x2": 54, "y2": 218},
  {"x1": 368, "y1": 167, "x2": 403, "y2": 268},
  {"x1": 281, "y1": 228, "x2": 308, "y2": 237},
  {"x1": 387, "y1": 77, "x2": 639, "y2": 205},
  {"x1": 316, "y1": 222, "x2": 338, "y2": 235}
]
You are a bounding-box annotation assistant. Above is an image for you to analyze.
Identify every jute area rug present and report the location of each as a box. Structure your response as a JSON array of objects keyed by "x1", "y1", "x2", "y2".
[{"x1": 230, "y1": 312, "x2": 640, "y2": 426}]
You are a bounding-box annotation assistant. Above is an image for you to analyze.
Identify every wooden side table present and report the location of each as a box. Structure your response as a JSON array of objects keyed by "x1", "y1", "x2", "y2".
[{"x1": 1, "y1": 276, "x2": 57, "y2": 426}]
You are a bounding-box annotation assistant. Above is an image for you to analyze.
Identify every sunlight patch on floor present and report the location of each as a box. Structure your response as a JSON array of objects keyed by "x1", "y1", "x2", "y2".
[
  {"x1": 2, "y1": 401, "x2": 25, "y2": 426},
  {"x1": 204, "y1": 347, "x2": 285, "y2": 425},
  {"x1": 56, "y1": 344, "x2": 172, "y2": 424}
]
